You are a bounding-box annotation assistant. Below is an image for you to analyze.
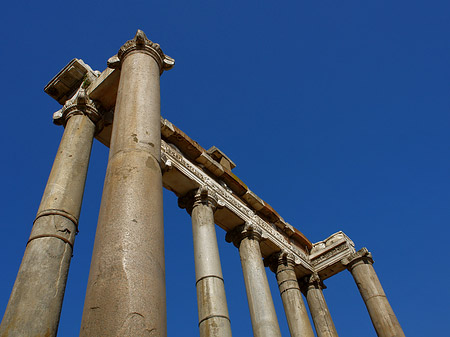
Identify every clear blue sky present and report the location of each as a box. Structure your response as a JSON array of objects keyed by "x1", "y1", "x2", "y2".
[{"x1": 0, "y1": 1, "x2": 449, "y2": 336}]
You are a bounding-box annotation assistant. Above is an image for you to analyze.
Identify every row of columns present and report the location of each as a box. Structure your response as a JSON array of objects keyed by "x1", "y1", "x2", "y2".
[
  {"x1": 0, "y1": 29, "x2": 404, "y2": 337},
  {"x1": 180, "y1": 187, "x2": 405, "y2": 337}
]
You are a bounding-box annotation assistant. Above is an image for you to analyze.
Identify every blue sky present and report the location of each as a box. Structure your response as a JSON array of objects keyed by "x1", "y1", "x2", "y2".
[{"x1": 0, "y1": 1, "x2": 449, "y2": 336}]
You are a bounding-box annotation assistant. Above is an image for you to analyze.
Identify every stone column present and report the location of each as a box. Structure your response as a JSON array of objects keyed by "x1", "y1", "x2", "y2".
[
  {"x1": 0, "y1": 89, "x2": 100, "y2": 337},
  {"x1": 300, "y1": 274, "x2": 339, "y2": 337},
  {"x1": 80, "y1": 30, "x2": 174, "y2": 336},
  {"x1": 179, "y1": 187, "x2": 232, "y2": 337},
  {"x1": 226, "y1": 224, "x2": 281, "y2": 337},
  {"x1": 342, "y1": 248, "x2": 405, "y2": 337},
  {"x1": 266, "y1": 253, "x2": 315, "y2": 337}
]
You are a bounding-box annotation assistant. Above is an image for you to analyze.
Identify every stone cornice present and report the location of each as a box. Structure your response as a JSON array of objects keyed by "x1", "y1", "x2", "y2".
[
  {"x1": 161, "y1": 139, "x2": 312, "y2": 272},
  {"x1": 44, "y1": 51, "x2": 368, "y2": 281},
  {"x1": 109, "y1": 30, "x2": 175, "y2": 74},
  {"x1": 309, "y1": 231, "x2": 356, "y2": 279},
  {"x1": 160, "y1": 117, "x2": 312, "y2": 251},
  {"x1": 44, "y1": 58, "x2": 100, "y2": 105}
]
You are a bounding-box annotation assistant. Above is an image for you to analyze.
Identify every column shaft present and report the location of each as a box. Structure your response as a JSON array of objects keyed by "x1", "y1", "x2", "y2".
[
  {"x1": 275, "y1": 258, "x2": 315, "y2": 337},
  {"x1": 190, "y1": 193, "x2": 232, "y2": 337},
  {"x1": 346, "y1": 250, "x2": 405, "y2": 337},
  {"x1": 303, "y1": 277, "x2": 338, "y2": 337},
  {"x1": 232, "y1": 228, "x2": 281, "y2": 337},
  {"x1": 81, "y1": 32, "x2": 170, "y2": 336},
  {"x1": 0, "y1": 113, "x2": 95, "y2": 337}
]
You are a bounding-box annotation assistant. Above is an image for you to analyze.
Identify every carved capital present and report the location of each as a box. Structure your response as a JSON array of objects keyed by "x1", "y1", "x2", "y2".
[
  {"x1": 264, "y1": 251, "x2": 296, "y2": 273},
  {"x1": 109, "y1": 30, "x2": 175, "y2": 74},
  {"x1": 178, "y1": 186, "x2": 219, "y2": 215},
  {"x1": 341, "y1": 247, "x2": 374, "y2": 270},
  {"x1": 299, "y1": 273, "x2": 326, "y2": 294},
  {"x1": 225, "y1": 222, "x2": 263, "y2": 248},
  {"x1": 53, "y1": 89, "x2": 103, "y2": 131}
]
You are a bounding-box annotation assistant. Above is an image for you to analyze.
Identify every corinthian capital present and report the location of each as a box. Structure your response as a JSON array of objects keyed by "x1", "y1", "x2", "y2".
[
  {"x1": 53, "y1": 89, "x2": 102, "y2": 129},
  {"x1": 108, "y1": 30, "x2": 174, "y2": 74}
]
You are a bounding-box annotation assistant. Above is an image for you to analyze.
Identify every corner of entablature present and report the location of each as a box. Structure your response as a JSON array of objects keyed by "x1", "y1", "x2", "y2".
[{"x1": 341, "y1": 247, "x2": 373, "y2": 269}]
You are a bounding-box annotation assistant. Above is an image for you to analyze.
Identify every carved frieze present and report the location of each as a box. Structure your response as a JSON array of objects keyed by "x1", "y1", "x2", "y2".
[
  {"x1": 309, "y1": 231, "x2": 356, "y2": 276},
  {"x1": 161, "y1": 139, "x2": 312, "y2": 271}
]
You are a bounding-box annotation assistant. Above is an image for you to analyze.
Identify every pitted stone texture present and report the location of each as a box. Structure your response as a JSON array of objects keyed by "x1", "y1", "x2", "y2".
[
  {"x1": 113, "y1": 29, "x2": 174, "y2": 74},
  {"x1": 81, "y1": 35, "x2": 167, "y2": 336},
  {"x1": 181, "y1": 188, "x2": 232, "y2": 337},
  {"x1": 0, "y1": 114, "x2": 95, "y2": 337},
  {"x1": 301, "y1": 274, "x2": 339, "y2": 337},
  {"x1": 343, "y1": 249, "x2": 405, "y2": 337},
  {"x1": 270, "y1": 254, "x2": 315, "y2": 337},
  {"x1": 228, "y1": 225, "x2": 281, "y2": 337}
]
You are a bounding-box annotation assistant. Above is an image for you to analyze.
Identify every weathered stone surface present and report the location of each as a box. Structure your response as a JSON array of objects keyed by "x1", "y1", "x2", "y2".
[
  {"x1": 207, "y1": 146, "x2": 236, "y2": 170},
  {"x1": 0, "y1": 109, "x2": 96, "y2": 336},
  {"x1": 226, "y1": 225, "x2": 282, "y2": 337},
  {"x1": 180, "y1": 187, "x2": 232, "y2": 337},
  {"x1": 300, "y1": 274, "x2": 339, "y2": 337},
  {"x1": 80, "y1": 30, "x2": 173, "y2": 337},
  {"x1": 342, "y1": 248, "x2": 405, "y2": 337},
  {"x1": 267, "y1": 253, "x2": 315, "y2": 337},
  {"x1": 44, "y1": 58, "x2": 100, "y2": 104},
  {"x1": 310, "y1": 231, "x2": 356, "y2": 279}
]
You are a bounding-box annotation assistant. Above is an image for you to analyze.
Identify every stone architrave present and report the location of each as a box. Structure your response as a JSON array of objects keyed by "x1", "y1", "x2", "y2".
[
  {"x1": 266, "y1": 253, "x2": 315, "y2": 337},
  {"x1": 300, "y1": 274, "x2": 339, "y2": 337},
  {"x1": 342, "y1": 248, "x2": 405, "y2": 337},
  {"x1": 178, "y1": 187, "x2": 232, "y2": 337},
  {"x1": 226, "y1": 224, "x2": 282, "y2": 337},
  {"x1": 0, "y1": 89, "x2": 101, "y2": 337},
  {"x1": 80, "y1": 30, "x2": 174, "y2": 336}
]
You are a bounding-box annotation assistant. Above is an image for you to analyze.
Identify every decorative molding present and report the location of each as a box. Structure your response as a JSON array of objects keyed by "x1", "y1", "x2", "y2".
[
  {"x1": 341, "y1": 247, "x2": 373, "y2": 268},
  {"x1": 309, "y1": 231, "x2": 356, "y2": 274},
  {"x1": 53, "y1": 89, "x2": 103, "y2": 130},
  {"x1": 161, "y1": 139, "x2": 312, "y2": 271},
  {"x1": 264, "y1": 251, "x2": 296, "y2": 273},
  {"x1": 225, "y1": 222, "x2": 263, "y2": 248},
  {"x1": 298, "y1": 273, "x2": 327, "y2": 295},
  {"x1": 178, "y1": 186, "x2": 219, "y2": 215},
  {"x1": 115, "y1": 30, "x2": 175, "y2": 74}
]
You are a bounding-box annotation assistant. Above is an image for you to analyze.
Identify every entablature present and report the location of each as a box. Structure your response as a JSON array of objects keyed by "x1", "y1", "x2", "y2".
[{"x1": 45, "y1": 59, "x2": 362, "y2": 280}]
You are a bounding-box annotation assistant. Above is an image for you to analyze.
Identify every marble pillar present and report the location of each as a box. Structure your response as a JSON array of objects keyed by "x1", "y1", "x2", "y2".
[
  {"x1": 80, "y1": 30, "x2": 174, "y2": 336},
  {"x1": 226, "y1": 224, "x2": 281, "y2": 337},
  {"x1": 179, "y1": 187, "x2": 232, "y2": 337},
  {"x1": 266, "y1": 253, "x2": 315, "y2": 337},
  {"x1": 0, "y1": 89, "x2": 100, "y2": 337},
  {"x1": 300, "y1": 274, "x2": 339, "y2": 337},
  {"x1": 342, "y1": 248, "x2": 405, "y2": 337}
]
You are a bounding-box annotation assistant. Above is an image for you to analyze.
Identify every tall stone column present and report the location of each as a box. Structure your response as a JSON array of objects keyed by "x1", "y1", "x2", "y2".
[
  {"x1": 80, "y1": 30, "x2": 174, "y2": 336},
  {"x1": 0, "y1": 89, "x2": 100, "y2": 337},
  {"x1": 179, "y1": 187, "x2": 232, "y2": 337},
  {"x1": 300, "y1": 274, "x2": 339, "y2": 337},
  {"x1": 342, "y1": 248, "x2": 405, "y2": 337},
  {"x1": 226, "y1": 224, "x2": 281, "y2": 337},
  {"x1": 266, "y1": 253, "x2": 315, "y2": 337}
]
